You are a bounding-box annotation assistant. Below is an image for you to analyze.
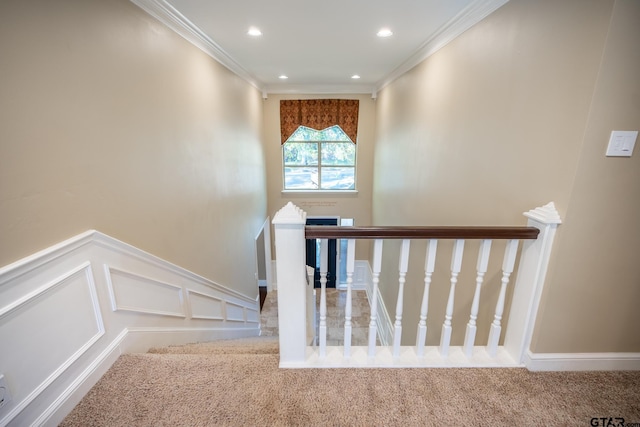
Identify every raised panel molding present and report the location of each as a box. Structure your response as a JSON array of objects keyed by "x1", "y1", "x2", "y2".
[
  {"x1": 245, "y1": 307, "x2": 260, "y2": 323},
  {"x1": 0, "y1": 230, "x2": 260, "y2": 426},
  {"x1": 225, "y1": 302, "x2": 246, "y2": 322},
  {"x1": 187, "y1": 289, "x2": 224, "y2": 320},
  {"x1": 0, "y1": 262, "x2": 105, "y2": 426},
  {"x1": 105, "y1": 265, "x2": 186, "y2": 318}
]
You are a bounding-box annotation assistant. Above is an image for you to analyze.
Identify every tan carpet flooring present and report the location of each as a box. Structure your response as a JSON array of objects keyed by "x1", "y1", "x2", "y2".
[{"x1": 61, "y1": 337, "x2": 640, "y2": 427}]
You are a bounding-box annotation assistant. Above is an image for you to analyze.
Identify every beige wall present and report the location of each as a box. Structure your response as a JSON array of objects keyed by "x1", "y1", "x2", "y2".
[
  {"x1": 372, "y1": 0, "x2": 640, "y2": 352},
  {"x1": 531, "y1": 0, "x2": 640, "y2": 353},
  {"x1": 264, "y1": 93, "x2": 375, "y2": 259},
  {"x1": 0, "y1": 0, "x2": 267, "y2": 298}
]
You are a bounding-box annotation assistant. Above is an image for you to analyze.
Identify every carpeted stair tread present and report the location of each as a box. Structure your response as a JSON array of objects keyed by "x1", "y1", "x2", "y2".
[{"x1": 147, "y1": 336, "x2": 279, "y2": 355}]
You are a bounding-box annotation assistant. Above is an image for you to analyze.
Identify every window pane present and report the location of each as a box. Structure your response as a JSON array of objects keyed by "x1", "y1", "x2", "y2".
[
  {"x1": 284, "y1": 167, "x2": 318, "y2": 189},
  {"x1": 321, "y1": 125, "x2": 352, "y2": 142},
  {"x1": 283, "y1": 142, "x2": 318, "y2": 166},
  {"x1": 288, "y1": 125, "x2": 351, "y2": 142},
  {"x1": 321, "y1": 142, "x2": 356, "y2": 166},
  {"x1": 320, "y1": 167, "x2": 355, "y2": 190}
]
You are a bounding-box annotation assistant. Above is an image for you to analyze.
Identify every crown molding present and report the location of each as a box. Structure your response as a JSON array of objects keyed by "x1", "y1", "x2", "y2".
[
  {"x1": 264, "y1": 83, "x2": 377, "y2": 97},
  {"x1": 376, "y1": 0, "x2": 509, "y2": 92},
  {"x1": 130, "y1": 0, "x2": 263, "y2": 92},
  {"x1": 130, "y1": 0, "x2": 508, "y2": 97}
]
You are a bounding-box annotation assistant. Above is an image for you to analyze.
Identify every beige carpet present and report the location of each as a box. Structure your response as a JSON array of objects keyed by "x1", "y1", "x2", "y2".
[{"x1": 61, "y1": 338, "x2": 640, "y2": 426}]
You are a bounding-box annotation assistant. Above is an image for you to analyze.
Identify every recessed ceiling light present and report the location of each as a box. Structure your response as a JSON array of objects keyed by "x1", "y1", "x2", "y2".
[
  {"x1": 279, "y1": 75, "x2": 288, "y2": 80},
  {"x1": 247, "y1": 27, "x2": 262, "y2": 36},
  {"x1": 377, "y1": 28, "x2": 393, "y2": 38},
  {"x1": 351, "y1": 75, "x2": 361, "y2": 79}
]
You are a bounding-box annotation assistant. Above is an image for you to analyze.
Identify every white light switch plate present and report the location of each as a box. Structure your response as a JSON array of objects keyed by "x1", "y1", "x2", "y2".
[{"x1": 606, "y1": 130, "x2": 637, "y2": 157}]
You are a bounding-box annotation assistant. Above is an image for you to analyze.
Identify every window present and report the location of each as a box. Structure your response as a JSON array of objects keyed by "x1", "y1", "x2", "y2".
[{"x1": 283, "y1": 125, "x2": 356, "y2": 190}]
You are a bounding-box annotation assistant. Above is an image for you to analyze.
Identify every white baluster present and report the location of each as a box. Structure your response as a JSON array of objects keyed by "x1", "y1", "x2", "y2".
[
  {"x1": 343, "y1": 239, "x2": 356, "y2": 358},
  {"x1": 487, "y1": 239, "x2": 519, "y2": 357},
  {"x1": 416, "y1": 239, "x2": 437, "y2": 357},
  {"x1": 393, "y1": 239, "x2": 411, "y2": 358},
  {"x1": 318, "y1": 238, "x2": 329, "y2": 358},
  {"x1": 463, "y1": 239, "x2": 492, "y2": 357},
  {"x1": 368, "y1": 239, "x2": 383, "y2": 358},
  {"x1": 439, "y1": 239, "x2": 465, "y2": 357}
]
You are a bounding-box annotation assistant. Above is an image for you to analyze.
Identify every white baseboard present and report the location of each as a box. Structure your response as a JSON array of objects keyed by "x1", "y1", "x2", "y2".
[
  {"x1": 524, "y1": 351, "x2": 640, "y2": 371},
  {"x1": 0, "y1": 230, "x2": 260, "y2": 427}
]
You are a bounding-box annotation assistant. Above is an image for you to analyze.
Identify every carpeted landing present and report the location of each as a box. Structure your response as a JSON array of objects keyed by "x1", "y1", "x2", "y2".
[{"x1": 61, "y1": 337, "x2": 640, "y2": 426}]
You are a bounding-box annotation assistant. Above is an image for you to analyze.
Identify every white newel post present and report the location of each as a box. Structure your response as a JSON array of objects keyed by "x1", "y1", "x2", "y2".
[
  {"x1": 272, "y1": 202, "x2": 308, "y2": 366},
  {"x1": 503, "y1": 202, "x2": 562, "y2": 364}
]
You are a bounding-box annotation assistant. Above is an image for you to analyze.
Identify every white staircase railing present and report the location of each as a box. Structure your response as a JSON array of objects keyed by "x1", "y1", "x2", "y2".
[{"x1": 273, "y1": 202, "x2": 561, "y2": 368}]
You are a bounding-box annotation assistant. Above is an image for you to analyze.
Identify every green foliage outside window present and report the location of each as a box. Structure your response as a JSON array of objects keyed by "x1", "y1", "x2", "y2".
[{"x1": 283, "y1": 126, "x2": 356, "y2": 190}]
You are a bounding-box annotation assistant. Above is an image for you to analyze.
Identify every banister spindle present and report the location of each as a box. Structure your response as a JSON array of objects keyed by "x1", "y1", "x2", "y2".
[
  {"x1": 439, "y1": 239, "x2": 465, "y2": 357},
  {"x1": 343, "y1": 239, "x2": 356, "y2": 358},
  {"x1": 416, "y1": 239, "x2": 437, "y2": 357},
  {"x1": 487, "y1": 239, "x2": 519, "y2": 357},
  {"x1": 368, "y1": 239, "x2": 383, "y2": 358},
  {"x1": 318, "y1": 238, "x2": 329, "y2": 358},
  {"x1": 393, "y1": 239, "x2": 411, "y2": 358},
  {"x1": 463, "y1": 239, "x2": 492, "y2": 357}
]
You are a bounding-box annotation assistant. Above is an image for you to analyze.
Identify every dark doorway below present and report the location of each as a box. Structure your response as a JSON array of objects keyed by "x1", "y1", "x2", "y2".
[
  {"x1": 259, "y1": 286, "x2": 267, "y2": 311},
  {"x1": 306, "y1": 217, "x2": 338, "y2": 288}
]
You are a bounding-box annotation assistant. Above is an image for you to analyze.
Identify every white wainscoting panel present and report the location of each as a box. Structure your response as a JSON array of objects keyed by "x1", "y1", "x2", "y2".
[
  {"x1": 0, "y1": 230, "x2": 260, "y2": 427},
  {"x1": 226, "y1": 302, "x2": 246, "y2": 322},
  {"x1": 187, "y1": 289, "x2": 224, "y2": 320},
  {"x1": 106, "y1": 266, "x2": 186, "y2": 318},
  {"x1": 246, "y1": 307, "x2": 260, "y2": 323},
  {"x1": 0, "y1": 262, "x2": 104, "y2": 426}
]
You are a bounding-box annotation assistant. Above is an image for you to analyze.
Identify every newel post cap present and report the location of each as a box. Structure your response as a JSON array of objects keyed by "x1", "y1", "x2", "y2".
[
  {"x1": 272, "y1": 202, "x2": 307, "y2": 225},
  {"x1": 523, "y1": 202, "x2": 562, "y2": 225}
]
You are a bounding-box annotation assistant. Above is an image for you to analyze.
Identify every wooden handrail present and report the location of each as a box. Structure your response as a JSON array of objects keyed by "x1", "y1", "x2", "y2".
[{"x1": 305, "y1": 225, "x2": 539, "y2": 240}]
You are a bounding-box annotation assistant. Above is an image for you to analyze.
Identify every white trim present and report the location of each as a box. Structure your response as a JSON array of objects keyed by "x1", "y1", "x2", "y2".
[
  {"x1": 0, "y1": 230, "x2": 95, "y2": 285},
  {"x1": 185, "y1": 289, "x2": 225, "y2": 321},
  {"x1": 281, "y1": 345, "x2": 521, "y2": 369},
  {"x1": 0, "y1": 230, "x2": 260, "y2": 427},
  {"x1": 0, "y1": 264, "x2": 105, "y2": 427},
  {"x1": 93, "y1": 231, "x2": 254, "y2": 304},
  {"x1": 1, "y1": 262, "x2": 92, "y2": 317},
  {"x1": 129, "y1": 0, "x2": 262, "y2": 92},
  {"x1": 504, "y1": 202, "x2": 562, "y2": 363},
  {"x1": 104, "y1": 265, "x2": 187, "y2": 318},
  {"x1": 33, "y1": 329, "x2": 127, "y2": 427},
  {"x1": 377, "y1": 0, "x2": 510, "y2": 92},
  {"x1": 264, "y1": 83, "x2": 376, "y2": 95},
  {"x1": 524, "y1": 351, "x2": 640, "y2": 372},
  {"x1": 245, "y1": 306, "x2": 260, "y2": 324},
  {"x1": 128, "y1": 0, "x2": 509, "y2": 96},
  {"x1": 281, "y1": 190, "x2": 359, "y2": 195},
  {"x1": 225, "y1": 301, "x2": 247, "y2": 322}
]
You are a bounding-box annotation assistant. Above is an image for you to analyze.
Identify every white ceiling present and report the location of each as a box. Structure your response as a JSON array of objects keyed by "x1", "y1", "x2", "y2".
[{"x1": 132, "y1": 0, "x2": 509, "y2": 95}]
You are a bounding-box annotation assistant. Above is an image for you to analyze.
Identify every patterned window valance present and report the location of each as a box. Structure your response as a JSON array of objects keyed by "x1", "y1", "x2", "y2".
[{"x1": 280, "y1": 99, "x2": 359, "y2": 144}]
